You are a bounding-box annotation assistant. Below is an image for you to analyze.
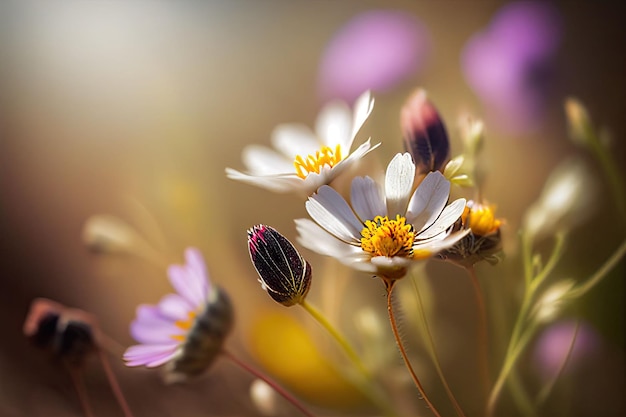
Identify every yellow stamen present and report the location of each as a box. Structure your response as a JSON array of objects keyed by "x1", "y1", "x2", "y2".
[
  {"x1": 360, "y1": 215, "x2": 415, "y2": 257},
  {"x1": 462, "y1": 203, "x2": 502, "y2": 236},
  {"x1": 171, "y1": 311, "x2": 197, "y2": 342},
  {"x1": 294, "y1": 145, "x2": 343, "y2": 179}
]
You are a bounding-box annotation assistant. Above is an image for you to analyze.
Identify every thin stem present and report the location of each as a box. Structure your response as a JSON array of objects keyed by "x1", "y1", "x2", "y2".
[
  {"x1": 67, "y1": 366, "x2": 96, "y2": 417},
  {"x1": 486, "y1": 325, "x2": 536, "y2": 417},
  {"x1": 535, "y1": 321, "x2": 580, "y2": 407},
  {"x1": 568, "y1": 238, "x2": 626, "y2": 298},
  {"x1": 411, "y1": 275, "x2": 467, "y2": 417},
  {"x1": 97, "y1": 349, "x2": 135, "y2": 417},
  {"x1": 466, "y1": 265, "x2": 491, "y2": 400},
  {"x1": 222, "y1": 349, "x2": 316, "y2": 417},
  {"x1": 299, "y1": 299, "x2": 370, "y2": 379},
  {"x1": 529, "y1": 232, "x2": 567, "y2": 293},
  {"x1": 299, "y1": 300, "x2": 400, "y2": 417},
  {"x1": 385, "y1": 279, "x2": 442, "y2": 417},
  {"x1": 588, "y1": 131, "x2": 626, "y2": 218},
  {"x1": 491, "y1": 232, "x2": 566, "y2": 415}
]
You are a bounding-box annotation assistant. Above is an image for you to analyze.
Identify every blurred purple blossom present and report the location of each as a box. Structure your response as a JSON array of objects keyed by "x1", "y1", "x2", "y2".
[
  {"x1": 532, "y1": 319, "x2": 602, "y2": 380},
  {"x1": 317, "y1": 10, "x2": 430, "y2": 104},
  {"x1": 462, "y1": 1, "x2": 561, "y2": 134}
]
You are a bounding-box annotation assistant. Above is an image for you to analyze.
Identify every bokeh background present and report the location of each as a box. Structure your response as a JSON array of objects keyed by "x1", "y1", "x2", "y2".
[{"x1": 0, "y1": 1, "x2": 623, "y2": 416}]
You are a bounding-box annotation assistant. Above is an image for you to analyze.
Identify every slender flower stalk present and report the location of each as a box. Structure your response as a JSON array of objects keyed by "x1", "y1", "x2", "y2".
[
  {"x1": 567, "y1": 239, "x2": 626, "y2": 298},
  {"x1": 299, "y1": 299, "x2": 370, "y2": 379},
  {"x1": 410, "y1": 273, "x2": 467, "y2": 417},
  {"x1": 299, "y1": 300, "x2": 398, "y2": 417},
  {"x1": 67, "y1": 367, "x2": 96, "y2": 417},
  {"x1": 466, "y1": 265, "x2": 491, "y2": 400},
  {"x1": 487, "y1": 232, "x2": 566, "y2": 417},
  {"x1": 384, "y1": 279, "x2": 442, "y2": 417},
  {"x1": 534, "y1": 321, "x2": 580, "y2": 407},
  {"x1": 98, "y1": 349, "x2": 135, "y2": 417},
  {"x1": 222, "y1": 349, "x2": 317, "y2": 417}
]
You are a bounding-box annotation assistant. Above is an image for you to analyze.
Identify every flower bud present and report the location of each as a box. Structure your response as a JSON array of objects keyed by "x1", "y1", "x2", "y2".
[
  {"x1": 564, "y1": 97, "x2": 592, "y2": 148},
  {"x1": 247, "y1": 225, "x2": 312, "y2": 306},
  {"x1": 82, "y1": 215, "x2": 139, "y2": 254},
  {"x1": 401, "y1": 89, "x2": 450, "y2": 174},
  {"x1": 24, "y1": 298, "x2": 100, "y2": 366},
  {"x1": 523, "y1": 157, "x2": 595, "y2": 242},
  {"x1": 532, "y1": 280, "x2": 575, "y2": 324}
]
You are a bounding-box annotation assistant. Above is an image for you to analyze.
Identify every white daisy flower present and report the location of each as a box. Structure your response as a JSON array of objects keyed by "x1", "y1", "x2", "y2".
[
  {"x1": 226, "y1": 91, "x2": 379, "y2": 196},
  {"x1": 295, "y1": 153, "x2": 468, "y2": 279}
]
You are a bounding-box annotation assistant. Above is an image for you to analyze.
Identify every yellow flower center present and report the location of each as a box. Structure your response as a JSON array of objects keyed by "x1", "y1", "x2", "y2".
[
  {"x1": 171, "y1": 311, "x2": 197, "y2": 342},
  {"x1": 462, "y1": 203, "x2": 501, "y2": 236},
  {"x1": 294, "y1": 145, "x2": 342, "y2": 179},
  {"x1": 360, "y1": 215, "x2": 415, "y2": 257}
]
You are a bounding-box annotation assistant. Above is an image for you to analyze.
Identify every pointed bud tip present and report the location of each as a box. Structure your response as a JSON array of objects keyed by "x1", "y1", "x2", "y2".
[{"x1": 401, "y1": 88, "x2": 450, "y2": 174}]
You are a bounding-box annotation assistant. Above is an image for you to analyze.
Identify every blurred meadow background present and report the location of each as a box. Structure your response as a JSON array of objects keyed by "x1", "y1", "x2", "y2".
[{"x1": 0, "y1": 1, "x2": 624, "y2": 416}]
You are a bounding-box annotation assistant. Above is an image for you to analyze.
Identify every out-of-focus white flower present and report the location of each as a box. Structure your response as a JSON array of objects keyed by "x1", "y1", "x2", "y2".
[
  {"x1": 226, "y1": 91, "x2": 378, "y2": 196},
  {"x1": 532, "y1": 279, "x2": 576, "y2": 323},
  {"x1": 523, "y1": 158, "x2": 596, "y2": 242},
  {"x1": 295, "y1": 153, "x2": 467, "y2": 279},
  {"x1": 250, "y1": 379, "x2": 280, "y2": 417}
]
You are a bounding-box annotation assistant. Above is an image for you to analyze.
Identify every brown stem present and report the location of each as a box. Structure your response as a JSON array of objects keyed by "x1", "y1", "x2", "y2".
[
  {"x1": 222, "y1": 349, "x2": 317, "y2": 417},
  {"x1": 384, "y1": 279, "x2": 442, "y2": 417},
  {"x1": 67, "y1": 366, "x2": 96, "y2": 417},
  {"x1": 467, "y1": 265, "x2": 491, "y2": 400},
  {"x1": 97, "y1": 349, "x2": 135, "y2": 417}
]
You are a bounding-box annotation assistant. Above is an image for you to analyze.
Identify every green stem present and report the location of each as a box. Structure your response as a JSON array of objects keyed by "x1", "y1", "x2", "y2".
[
  {"x1": 489, "y1": 232, "x2": 566, "y2": 417},
  {"x1": 385, "y1": 279, "x2": 442, "y2": 417},
  {"x1": 486, "y1": 325, "x2": 536, "y2": 417},
  {"x1": 411, "y1": 275, "x2": 467, "y2": 417},
  {"x1": 588, "y1": 131, "x2": 626, "y2": 218},
  {"x1": 568, "y1": 239, "x2": 626, "y2": 298},
  {"x1": 299, "y1": 300, "x2": 370, "y2": 378},
  {"x1": 299, "y1": 300, "x2": 397, "y2": 417}
]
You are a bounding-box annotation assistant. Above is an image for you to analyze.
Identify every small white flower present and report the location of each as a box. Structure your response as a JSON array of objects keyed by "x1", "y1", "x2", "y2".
[
  {"x1": 523, "y1": 157, "x2": 595, "y2": 242},
  {"x1": 226, "y1": 91, "x2": 379, "y2": 196},
  {"x1": 295, "y1": 153, "x2": 468, "y2": 279}
]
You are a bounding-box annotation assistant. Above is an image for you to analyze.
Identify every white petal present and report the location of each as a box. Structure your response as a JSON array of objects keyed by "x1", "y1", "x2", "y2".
[
  {"x1": 385, "y1": 153, "x2": 416, "y2": 217},
  {"x1": 417, "y1": 198, "x2": 467, "y2": 239},
  {"x1": 240, "y1": 145, "x2": 293, "y2": 174},
  {"x1": 295, "y1": 220, "x2": 375, "y2": 273},
  {"x1": 350, "y1": 91, "x2": 375, "y2": 144},
  {"x1": 305, "y1": 186, "x2": 363, "y2": 243},
  {"x1": 414, "y1": 228, "x2": 470, "y2": 252},
  {"x1": 322, "y1": 139, "x2": 380, "y2": 179},
  {"x1": 225, "y1": 169, "x2": 304, "y2": 193},
  {"x1": 350, "y1": 176, "x2": 386, "y2": 222},
  {"x1": 270, "y1": 124, "x2": 319, "y2": 159},
  {"x1": 295, "y1": 218, "x2": 363, "y2": 257},
  {"x1": 316, "y1": 101, "x2": 352, "y2": 151},
  {"x1": 407, "y1": 171, "x2": 451, "y2": 232}
]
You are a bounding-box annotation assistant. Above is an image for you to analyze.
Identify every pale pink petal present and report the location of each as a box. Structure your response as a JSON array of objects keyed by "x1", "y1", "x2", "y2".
[
  {"x1": 157, "y1": 293, "x2": 193, "y2": 321},
  {"x1": 168, "y1": 265, "x2": 205, "y2": 309},
  {"x1": 123, "y1": 343, "x2": 178, "y2": 367}
]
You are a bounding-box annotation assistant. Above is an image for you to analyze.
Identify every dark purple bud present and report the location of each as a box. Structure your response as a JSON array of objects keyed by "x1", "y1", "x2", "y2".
[
  {"x1": 247, "y1": 225, "x2": 312, "y2": 307},
  {"x1": 401, "y1": 89, "x2": 450, "y2": 174},
  {"x1": 24, "y1": 298, "x2": 99, "y2": 366}
]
